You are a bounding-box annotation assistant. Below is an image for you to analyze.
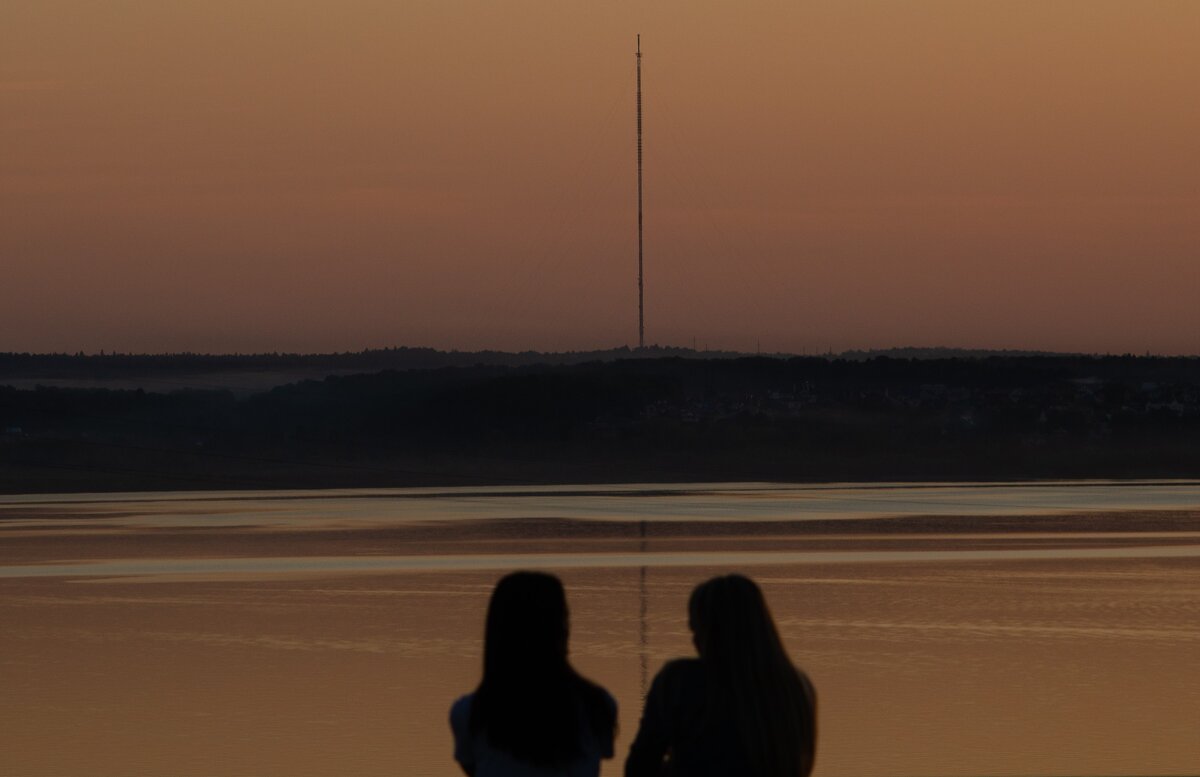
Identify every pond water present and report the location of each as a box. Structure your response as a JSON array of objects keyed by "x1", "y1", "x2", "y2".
[{"x1": 2, "y1": 481, "x2": 1199, "y2": 776}]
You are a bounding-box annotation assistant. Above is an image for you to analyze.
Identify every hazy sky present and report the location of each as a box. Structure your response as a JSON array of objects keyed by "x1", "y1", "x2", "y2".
[{"x1": 3, "y1": 1, "x2": 1198, "y2": 355}]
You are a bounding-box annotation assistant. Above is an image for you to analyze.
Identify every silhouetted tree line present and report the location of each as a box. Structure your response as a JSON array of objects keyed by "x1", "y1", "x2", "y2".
[
  {"x1": 0, "y1": 345, "x2": 723, "y2": 379},
  {"x1": 2, "y1": 355, "x2": 1198, "y2": 492}
]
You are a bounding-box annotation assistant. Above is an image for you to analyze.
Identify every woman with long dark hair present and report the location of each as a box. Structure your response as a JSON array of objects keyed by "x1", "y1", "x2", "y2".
[
  {"x1": 625, "y1": 574, "x2": 817, "y2": 777},
  {"x1": 451, "y1": 571, "x2": 617, "y2": 776}
]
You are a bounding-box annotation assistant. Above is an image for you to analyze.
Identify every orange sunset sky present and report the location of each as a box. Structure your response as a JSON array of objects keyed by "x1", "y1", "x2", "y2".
[{"x1": 3, "y1": 1, "x2": 1198, "y2": 355}]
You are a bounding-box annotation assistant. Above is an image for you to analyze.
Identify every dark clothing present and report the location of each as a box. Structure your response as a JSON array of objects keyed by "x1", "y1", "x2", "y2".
[
  {"x1": 451, "y1": 692, "x2": 617, "y2": 777},
  {"x1": 625, "y1": 658, "x2": 815, "y2": 777},
  {"x1": 625, "y1": 659, "x2": 751, "y2": 777}
]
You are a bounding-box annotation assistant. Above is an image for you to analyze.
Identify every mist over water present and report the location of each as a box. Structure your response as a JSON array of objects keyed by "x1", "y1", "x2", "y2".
[{"x1": 3, "y1": 482, "x2": 1200, "y2": 776}]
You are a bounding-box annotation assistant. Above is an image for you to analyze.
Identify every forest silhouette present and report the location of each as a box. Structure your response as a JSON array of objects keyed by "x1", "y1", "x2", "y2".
[{"x1": 2, "y1": 352, "x2": 1199, "y2": 493}]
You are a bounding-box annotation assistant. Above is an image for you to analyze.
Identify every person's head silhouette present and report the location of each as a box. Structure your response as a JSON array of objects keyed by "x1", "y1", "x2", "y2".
[
  {"x1": 462, "y1": 571, "x2": 615, "y2": 770},
  {"x1": 687, "y1": 574, "x2": 816, "y2": 777},
  {"x1": 484, "y1": 570, "x2": 570, "y2": 676},
  {"x1": 689, "y1": 572, "x2": 779, "y2": 662}
]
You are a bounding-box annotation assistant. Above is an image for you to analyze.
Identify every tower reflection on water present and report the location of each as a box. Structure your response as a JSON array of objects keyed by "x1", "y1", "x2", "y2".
[{"x1": 639, "y1": 516, "x2": 648, "y2": 698}]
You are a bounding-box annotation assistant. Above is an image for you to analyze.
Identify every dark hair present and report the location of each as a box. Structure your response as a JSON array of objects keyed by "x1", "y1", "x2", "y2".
[
  {"x1": 469, "y1": 571, "x2": 615, "y2": 767},
  {"x1": 689, "y1": 574, "x2": 817, "y2": 777}
]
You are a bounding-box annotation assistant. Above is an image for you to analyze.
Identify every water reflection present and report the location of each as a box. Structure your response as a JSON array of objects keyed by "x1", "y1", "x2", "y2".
[
  {"x1": 5, "y1": 542, "x2": 1200, "y2": 581},
  {"x1": 5, "y1": 480, "x2": 1200, "y2": 530},
  {"x1": 2, "y1": 484, "x2": 1200, "y2": 777}
]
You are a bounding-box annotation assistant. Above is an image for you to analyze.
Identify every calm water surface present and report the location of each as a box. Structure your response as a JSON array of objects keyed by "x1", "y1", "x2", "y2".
[{"x1": 2, "y1": 481, "x2": 1199, "y2": 776}]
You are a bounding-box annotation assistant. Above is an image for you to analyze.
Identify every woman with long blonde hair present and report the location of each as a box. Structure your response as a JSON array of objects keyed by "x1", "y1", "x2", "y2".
[{"x1": 625, "y1": 574, "x2": 816, "y2": 777}]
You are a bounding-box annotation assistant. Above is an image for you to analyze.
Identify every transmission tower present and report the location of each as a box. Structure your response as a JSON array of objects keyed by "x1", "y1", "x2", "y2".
[{"x1": 636, "y1": 35, "x2": 645, "y2": 349}]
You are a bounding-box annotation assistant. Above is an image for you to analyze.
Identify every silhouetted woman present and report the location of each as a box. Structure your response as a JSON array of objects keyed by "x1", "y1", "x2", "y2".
[
  {"x1": 451, "y1": 571, "x2": 617, "y2": 777},
  {"x1": 625, "y1": 574, "x2": 816, "y2": 777}
]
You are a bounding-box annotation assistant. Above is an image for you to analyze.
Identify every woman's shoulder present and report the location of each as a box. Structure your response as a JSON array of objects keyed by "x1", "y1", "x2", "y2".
[
  {"x1": 646, "y1": 657, "x2": 706, "y2": 701},
  {"x1": 595, "y1": 685, "x2": 618, "y2": 715},
  {"x1": 573, "y1": 675, "x2": 618, "y2": 735},
  {"x1": 795, "y1": 667, "x2": 817, "y2": 706},
  {"x1": 449, "y1": 693, "x2": 474, "y2": 733},
  {"x1": 575, "y1": 674, "x2": 617, "y2": 706},
  {"x1": 655, "y1": 657, "x2": 705, "y2": 683}
]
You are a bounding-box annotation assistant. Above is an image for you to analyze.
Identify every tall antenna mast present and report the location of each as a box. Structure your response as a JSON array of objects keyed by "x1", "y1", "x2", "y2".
[{"x1": 636, "y1": 34, "x2": 645, "y2": 349}]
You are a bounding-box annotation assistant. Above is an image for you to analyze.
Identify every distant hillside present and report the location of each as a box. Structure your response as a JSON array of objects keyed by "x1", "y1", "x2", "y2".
[
  {"x1": 839, "y1": 347, "x2": 1076, "y2": 360},
  {"x1": 0, "y1": 346, "x2": 743, "y2": 395},
  {"x1": 0, "y1": 345, "x2": 743, "y2": 372},
  {"x1": 0, "y1": 345, "x2": 1109, "y2": 395},
  {"x1": 2, "y1": 354, "x2": 1199, "y2": 493}
]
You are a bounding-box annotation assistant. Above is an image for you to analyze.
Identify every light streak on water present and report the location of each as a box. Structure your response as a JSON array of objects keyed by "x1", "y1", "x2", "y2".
[
  {"x1": 3, "y1": 480, "x2": 1200, "y2": 530},
  {"x1": 5, "y1": 543, "x2": 1200, "y2": 580}
]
